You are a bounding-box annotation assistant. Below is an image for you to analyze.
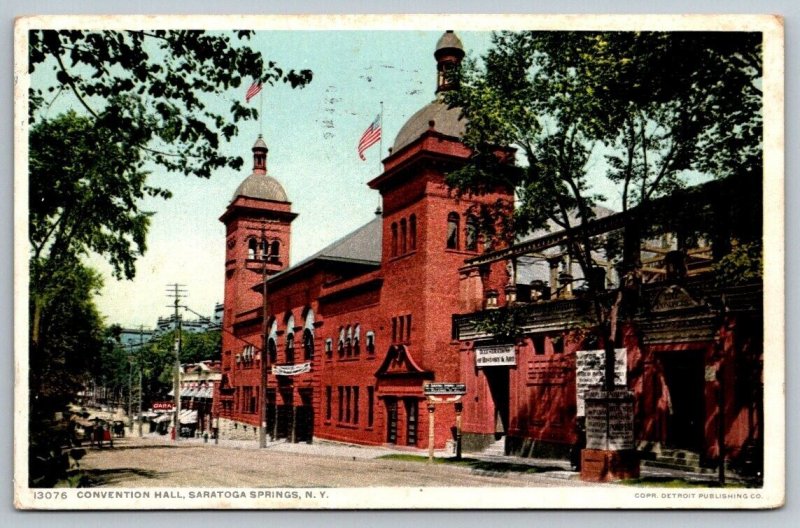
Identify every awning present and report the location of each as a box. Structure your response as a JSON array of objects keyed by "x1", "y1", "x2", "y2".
[
  {"x1": 196, "y1": 387, "x2": 213, "y2": 399},
  {"x1": 179, "y1": 410, "x2": 198, "y2": 425},
  {"x1": 153, "y1": 413, "x2": 173, "y2": 423}
]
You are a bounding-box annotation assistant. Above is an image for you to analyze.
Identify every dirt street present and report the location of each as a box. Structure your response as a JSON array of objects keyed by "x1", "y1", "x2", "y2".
[{"x1": 76, "y1": 436, "x2": 595, "y2": 488}]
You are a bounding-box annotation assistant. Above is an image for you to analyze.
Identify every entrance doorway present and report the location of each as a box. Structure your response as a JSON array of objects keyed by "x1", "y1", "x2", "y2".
[
  {"x1": 659, "y1": 351, "x2": 705, "y2": 451},
  {"x1": 484, "y1": 367, "x2": 510, "y2": 439},
  {"x1": 404, "y1": 399, "x2": 418, "y2": 446},
  {"x1": 295, "y1": 388, "x2": 314, "y2": 444},
  {"x1": 386, "y1": 398, "x2": 398, "y2": 444}
]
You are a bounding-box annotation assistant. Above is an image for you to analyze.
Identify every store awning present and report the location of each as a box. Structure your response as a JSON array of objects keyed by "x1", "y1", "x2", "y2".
[
  {"x1": 195, "y1": 387, "x2": 213, "y2": 399},
  {"x1": 153, "y1": 413, "x2": 173, "y2": 423},
  {"x1": 179, "y1": 409, "x2": 198, "y2": 425}
]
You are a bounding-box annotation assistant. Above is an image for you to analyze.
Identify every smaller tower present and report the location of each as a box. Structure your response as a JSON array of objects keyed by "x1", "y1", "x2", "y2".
[{"x1": 435, "y1": 30, "x2": 465, "y2": 93}]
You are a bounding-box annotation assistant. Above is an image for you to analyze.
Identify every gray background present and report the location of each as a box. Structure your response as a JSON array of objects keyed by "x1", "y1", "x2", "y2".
[{"x1": 2, "y1": 1, "x2": 795, "y2": 526}]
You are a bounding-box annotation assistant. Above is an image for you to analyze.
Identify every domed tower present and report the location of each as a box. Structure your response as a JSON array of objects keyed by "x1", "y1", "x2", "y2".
[
  {"x1": 219, "y1": 136, "x2": 297, "y2": 327},
  {"x1": 367, "y1": 31, "x2": 514, "y2": 394}
]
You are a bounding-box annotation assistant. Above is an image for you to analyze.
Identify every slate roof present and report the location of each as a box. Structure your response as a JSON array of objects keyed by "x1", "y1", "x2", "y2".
[{"x1": 269, "y1": 215, "x2": 383, "y2": 283}]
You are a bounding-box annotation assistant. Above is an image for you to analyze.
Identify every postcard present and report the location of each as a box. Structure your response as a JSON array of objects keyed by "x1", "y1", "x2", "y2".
[{"x1": 13, "y1": 14, "x2": 784, "y2": 509}]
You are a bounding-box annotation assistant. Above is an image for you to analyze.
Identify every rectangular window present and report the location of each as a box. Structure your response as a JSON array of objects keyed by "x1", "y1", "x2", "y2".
[
  {"x1": 398, "y1": 316, "x2": 405, "y2": 343},
  {"x1": 325, "y1": 386, "x2": 332, "y2": 421},
  {"x1": 534, "y1": 335, "x2": 545, "y2": 355},
  {"x1": 353, "y1": 386, "x2": 360, "y2": 425},
  {"x1": 338, "y1": 386, "x2": 344, "y2": 422},
  {"x1": 367, "y1": 387, "x2": 375, "y2": 427},
  {"x1": 391, "y1": 317, "x2": 397, "y2": 343},
  {"x1": 405, "y1": 314, "x2": 412, "y2": 342},
  {"x1": 345, "y1": 387, "x2": 352, "y2": 423},
  {"x1": 325, "y1": 338, "x2": 333, "y2": 359},
  {"x1": 552, "y1": 335, "x2": 564, "y2": 354}
]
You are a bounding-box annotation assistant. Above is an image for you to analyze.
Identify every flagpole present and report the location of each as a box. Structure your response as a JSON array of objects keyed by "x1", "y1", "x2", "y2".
[
  {"x1": 376, "y1": 102, "x2": 384, "y2": 214},
  {"x1": 259, "y1": 87, "x2": 264, "y2": 137},
  {"x1": 378, "y1": 101, "x2": 384, "y2": 174}
]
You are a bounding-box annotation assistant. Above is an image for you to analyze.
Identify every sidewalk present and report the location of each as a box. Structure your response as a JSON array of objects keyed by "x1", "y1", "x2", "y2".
[{"x1": 127, "y1": 429, "x2": 748, "y2": 485}]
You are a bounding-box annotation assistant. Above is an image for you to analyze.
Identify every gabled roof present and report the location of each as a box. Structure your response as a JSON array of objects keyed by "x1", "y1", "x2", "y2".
[{"x1": 268, "y1": 215, "x2": 383, "y2": 285}]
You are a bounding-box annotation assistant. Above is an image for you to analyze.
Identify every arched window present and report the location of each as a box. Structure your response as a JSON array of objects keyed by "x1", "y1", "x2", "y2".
[
  {"x1": 338, "y1": 327, "x2": 345, "y2": 358},
  {"x1": 409, "y1": 214, "x2": 417, "y2": 250},
  {"x1": 345, "y1": 325, "x2": 353, "y2": 356},
  {"x1": 285, "y1": 314, "x2": 295, "y2": 363},
  {"x1": 303, "y1": 329, "x2": 314, "y2": 360},
  {"x1": 271, "y1": 240, "x2": 280, "y2": 262},
  {"x1": 366, "y1": 331, "x2": 376, "y2": 355},
  {"x1": 391, "y1": 222, "x2": 398, "y2": 257},
  {"x1": 285, "y1": 332, "x2": 295, "y2": 363},
  {"x1": 465, "y1": 215, "x2": 478, "y2": 251},
  {"x1": 353, "y1": 324, "x2": 361, "y2": 356},
  {"x1": 267, "y1": 338, "x2": 277, "y2": 364},
  {"x1": 248, "y1": 238, "x2": 257, "y2": 259},
  {"x1": 400, "y1": 219, "x2": 407, "y2": 254},
  {"x1": 447, "y1": 213, "x2": 460, "y2": 249}
]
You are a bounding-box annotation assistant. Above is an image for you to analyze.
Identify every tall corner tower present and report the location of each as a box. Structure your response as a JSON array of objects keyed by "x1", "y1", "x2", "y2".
[{"x1": 219, "y1": 136, "x2": 297, "y2": 329}]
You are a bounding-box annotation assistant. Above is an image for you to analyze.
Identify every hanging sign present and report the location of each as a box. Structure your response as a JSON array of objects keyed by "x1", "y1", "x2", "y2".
[
  {"x1": 152, "y1": 401, "x2": 175, "y2": 411},
  {"x1": 475, "y1": 344, "x2": 516, "y2": 367},
  {"x1": 271, "y1": 362, "x2": 311, "y2": 376},
  {"x1": 423, "y1": 383, "x2": 467, "y2": 396}
]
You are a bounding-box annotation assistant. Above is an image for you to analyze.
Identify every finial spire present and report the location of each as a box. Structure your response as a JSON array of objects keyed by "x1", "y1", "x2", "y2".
[
  {"x1": 252, "y1": 134, "x2": 268, "y2": 174},
  {"x1": 435, "y1": 30, "x2": 465, "y2": 93}
]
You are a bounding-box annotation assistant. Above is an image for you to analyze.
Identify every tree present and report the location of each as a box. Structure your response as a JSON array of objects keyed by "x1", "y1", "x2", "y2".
[
  {"x1": 29, "y1": 30, "x2": 312, "y2": 178},
  {"x1": 444, "y1": 31, "x2": 762, "y2": 387},
  {"x1": 28, "y1": 260, "x2": 107, "y2": 487},
  {"x1": 29, "y1": 29, "x2": 312, "y2": 380},
  {"x1": 27, "y1": 30, "x2": 311, "y2": 485}
]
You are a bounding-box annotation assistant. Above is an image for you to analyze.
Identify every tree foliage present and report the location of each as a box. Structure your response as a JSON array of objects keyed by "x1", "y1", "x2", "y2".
[
  {"x1": 30, "y1": 111, "x2": 160, "y2": 282},
  {"x1": 29, "y1": 29, "x2": 312, "y2": 178},
  {"x1": 445, "y1": 31, "x2": 762, "y2": 282},
  {"x1": 443, "y1": 31, "x2": 762, "y2": 383}
]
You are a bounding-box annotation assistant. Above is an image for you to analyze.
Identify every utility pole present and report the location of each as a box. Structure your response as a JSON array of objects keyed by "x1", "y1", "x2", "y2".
[
  {"x1": 127, "y1": 355, "x2": 133, "y2": 429},
  {"x1": 167, "y1": 284, "x2": 187, "y2": 442},
  {"x1": 259, "y1": 225, "x2": 270, "y2": 449},
  {"x1": 137, "y1": 325, "x2": 144, "y2": 438}
]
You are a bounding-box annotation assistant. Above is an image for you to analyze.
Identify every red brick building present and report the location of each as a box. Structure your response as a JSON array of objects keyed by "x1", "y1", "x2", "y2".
[
  {"x1": 213, "y1": 31, "x2": 511, "y2": 449},
  {"x1": 213, "y1": 30, "x2": 763, "y2": 476},
  {"x1": 452, "y1": 177, "x2": 764, "y2": 473}
]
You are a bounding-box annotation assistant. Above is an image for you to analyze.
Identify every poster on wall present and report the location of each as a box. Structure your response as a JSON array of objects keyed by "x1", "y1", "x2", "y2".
[{"x1": 575, "y1": 349, "x2": 627, "y2": 417}]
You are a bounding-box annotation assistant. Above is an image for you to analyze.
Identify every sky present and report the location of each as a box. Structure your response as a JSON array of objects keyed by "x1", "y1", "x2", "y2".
[{"x1": 36, "y1": 30, "x2": 497, "y2": 329}]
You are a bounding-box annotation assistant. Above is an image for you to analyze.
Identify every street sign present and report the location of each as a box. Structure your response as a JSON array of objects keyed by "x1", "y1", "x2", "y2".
[{"x1": 423, "y1": 383, "x2": 466, "y2": 395}]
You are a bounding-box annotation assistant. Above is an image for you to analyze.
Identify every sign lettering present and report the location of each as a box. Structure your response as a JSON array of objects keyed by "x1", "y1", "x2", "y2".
[
  {"x1": 271, "y1": 362, "x2": 311, "y2": 376},
  {"x1": 575, "y1": 349, "x2": 627, "y2": 417},
  {"x1": 475, "y1": 344, "x2": 516, "y2": 367},
  {"x1": 424, "y1": 383, "x2": 467, "y2": 395}
]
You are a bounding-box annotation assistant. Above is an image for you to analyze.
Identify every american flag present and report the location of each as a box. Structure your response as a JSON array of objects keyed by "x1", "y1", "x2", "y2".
[
  {"x1": 245, "y1": 81, "x2": 262, "y2": 103},
  {"x1": 357, "y1": 114, "x2": 382, "y2": 161}
]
